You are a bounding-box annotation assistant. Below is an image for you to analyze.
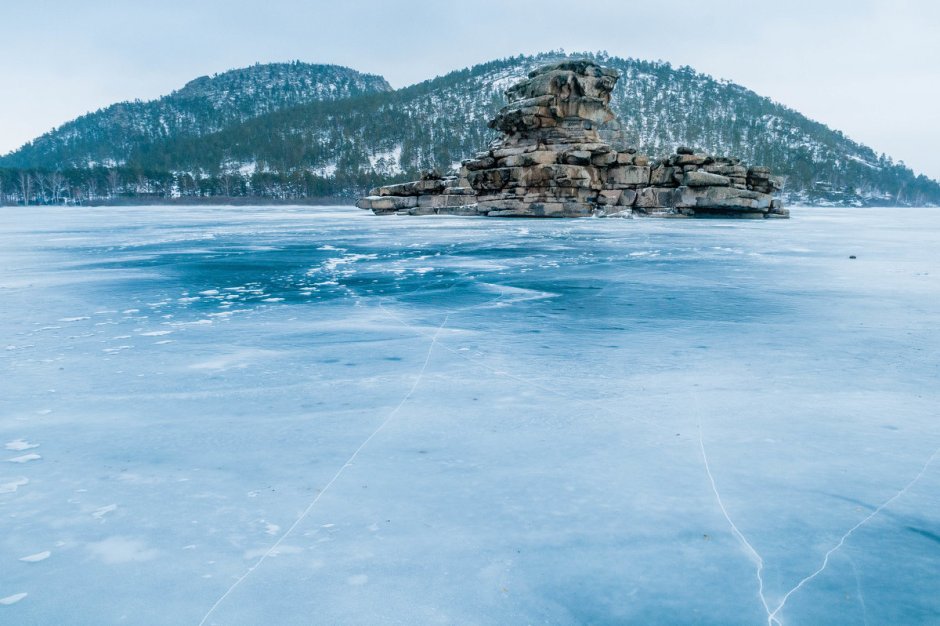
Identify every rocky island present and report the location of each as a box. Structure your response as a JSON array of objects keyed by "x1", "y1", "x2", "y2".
[{"x1": 357, "y1": 60, "x2": 788, "y2": 219}]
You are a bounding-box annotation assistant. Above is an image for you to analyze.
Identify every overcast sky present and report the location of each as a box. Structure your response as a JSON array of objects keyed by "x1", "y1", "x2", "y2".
[{"x1": 3, "y1": 0, "x2": 939, "y2": 178}]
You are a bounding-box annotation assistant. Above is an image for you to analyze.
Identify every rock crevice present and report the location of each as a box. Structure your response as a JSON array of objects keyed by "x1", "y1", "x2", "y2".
[{"x1": 357, "y1": 60, "x2": 788, "y2": 219}]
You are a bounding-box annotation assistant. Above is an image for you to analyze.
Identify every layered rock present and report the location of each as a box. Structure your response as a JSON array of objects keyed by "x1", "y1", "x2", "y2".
[{"x1": 357, "y1": 61, "x2": 788, "y2": 219}]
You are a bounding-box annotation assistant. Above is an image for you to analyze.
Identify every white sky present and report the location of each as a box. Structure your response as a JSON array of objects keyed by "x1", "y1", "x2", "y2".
[{"x1": 2, "y1": 0, "x2": 938, "y2": 179}]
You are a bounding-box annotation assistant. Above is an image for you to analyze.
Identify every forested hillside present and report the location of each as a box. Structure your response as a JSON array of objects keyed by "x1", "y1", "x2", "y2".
[
  {"x1": 1, "y1": 62, "x2": 391, "y2": 171},
  {"x1": 2, "y1": 52, "x2": 937, "y2": 206}
]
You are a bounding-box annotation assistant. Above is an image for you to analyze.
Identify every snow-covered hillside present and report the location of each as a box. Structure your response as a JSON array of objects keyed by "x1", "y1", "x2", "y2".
[{"x1": 2, "y1": 53, "x2": 937, "y2": 206}]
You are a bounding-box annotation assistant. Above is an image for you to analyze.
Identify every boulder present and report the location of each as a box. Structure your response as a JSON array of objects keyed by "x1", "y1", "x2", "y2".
[
  {"x1": 417, "y1": 194, "x2": 478, "y2": 209},
  {"x1": 683, "y1": 171, "x2": 731, "y2": 187},
  {"x1": 650, "y1": 165, "x2": 678, "y2": 186},
  {"x1": 597, "y1": 189, "x2": 622, "y2": 205},
  {"x1": 360, "y1": 195, "x2": 418, "y2": 210},
  {"x1": 673, "y1": 153, "x2": 708, "y2": 166},
  {"x1": 606, "y1": 165, "x2": 651, "y2": 187},
  {"x1": 591, "y1": 151, "x2": 618, "y2": 167},
  {"x1": 618, "y1": 189, "x2": 638, "y2": 206}
]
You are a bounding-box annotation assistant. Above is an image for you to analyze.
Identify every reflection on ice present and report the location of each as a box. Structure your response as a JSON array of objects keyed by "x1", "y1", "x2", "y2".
[{"x1": 1, "y1": 205, "x2": 939, "y2": 625}]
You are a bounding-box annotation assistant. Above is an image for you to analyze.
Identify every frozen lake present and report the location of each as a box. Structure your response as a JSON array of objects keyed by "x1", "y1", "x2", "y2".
[{"x1": 1, "y1": 205, "x2": 938, "y2": 624}]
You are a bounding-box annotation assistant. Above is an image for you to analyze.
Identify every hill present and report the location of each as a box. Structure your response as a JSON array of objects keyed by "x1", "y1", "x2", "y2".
[
  {"x1": 0, "y1": 62, "x2": 391, "y2": 170},
  {"x1": 2, "y1": 52, "x2": 937, "y2": 206}
]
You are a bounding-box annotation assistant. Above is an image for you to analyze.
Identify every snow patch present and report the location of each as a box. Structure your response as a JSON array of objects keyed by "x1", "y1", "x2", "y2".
[
  {"x1": 87, "y1": 537, "x2": 158, "y2": 564},
  {"x1": 7, "y1": 453, "x2": 41, "y2": 464},
  {"x1": 5, "y1": 439, "x2": 39, "y2": 451},
  {"x1": 0, "y1": 477, "x2": 29, "y2": 493},
  {"x1": 19, "y1": 551, "x2": 51, "y2": 563},
  {"x1": 0, "y1": 593, "x2": 27, "y2": 605}
]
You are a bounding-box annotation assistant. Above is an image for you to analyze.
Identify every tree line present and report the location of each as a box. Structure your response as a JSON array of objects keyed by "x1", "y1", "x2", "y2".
[{"x1": 0, "y1": 167, "x2": 382, "y2": 206}]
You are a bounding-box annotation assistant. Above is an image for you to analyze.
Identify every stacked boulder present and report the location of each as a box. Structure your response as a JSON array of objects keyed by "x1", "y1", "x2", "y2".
[
  {"x1": 357, "y1": 169, "x2": 477, "y2": 216},
  {"x1": 638, "y1": 148, "x2": 788, "y2": 218},
  {"x1": 356, "y1": 60, "x2": 788, "y2": 219}
]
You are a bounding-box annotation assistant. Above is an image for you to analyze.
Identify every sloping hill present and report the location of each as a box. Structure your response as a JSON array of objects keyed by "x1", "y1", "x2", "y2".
[
  {"x1": 0, "y1": 62, "x2": 392, "y2": 170},
  {"x1": 2, "y1": 52, "x2": 937, "y2": 206}
]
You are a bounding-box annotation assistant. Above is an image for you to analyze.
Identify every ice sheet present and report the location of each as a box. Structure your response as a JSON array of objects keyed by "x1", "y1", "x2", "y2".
[{"x1": 1, "y1": 205, "x2": 938, "y2": 624}]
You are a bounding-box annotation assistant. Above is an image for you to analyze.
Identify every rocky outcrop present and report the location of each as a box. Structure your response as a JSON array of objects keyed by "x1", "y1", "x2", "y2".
[{"x1": 357, "y1": 61, "x2": 788, "y2": 219}]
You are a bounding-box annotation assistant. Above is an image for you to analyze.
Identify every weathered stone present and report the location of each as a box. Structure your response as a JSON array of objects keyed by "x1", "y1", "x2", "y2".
[
  {"x1": 361, "y1": 195, "x2": 418, "y2": 210},
  {"x1": 376, "y1": 182, "x2": 416, "y2": 196},
  {"x1": 477, "y1": 199, "x2": 529, "y2": 213},
  {"x1": 636, "y1": 187, "x2": 678, "y2": 208},
  {"x1": 597, "y1": 189, "x2": 622, "y2": 205},
  {"x1": 406, "y1": 206, "x2": 438, "y2": 216},
  {"x1": 677, "y1": 146, "x2": 695, "y2": 155},
  {"x1": 516, "y1": 150, "x2": 560, "y2": 167},
  {"x1": 445, "y1": 186, "x2": 477, "y2": 196},
  {"x1": 439, "y1": 205, "x2": 483, "y2": 216},
  {"x1": 417, "y1": 194, "x2": 477, "y2": 209},
  {"x1": 704, "y1": 164, "x2": 748, "y2": 177},
  {"x1": 355, "y1": 196, "x2": 377, "y2": 210},
  {"x1": 606, "y1": 165, "x2": 651, "y2": 187},
  {"x1": 463, "y1": 156, "x2": 496, "y2": 171},
  {"x1": 683, "y1": 171, "x2": 731, "y2": 187},
  {"x1": 491, "y1": 146, "x2": 531, "y2": 159},
  {"x1": 650, "y1": 165, "x2": 677, "y2": 186},
  {"x1": 531, "y1": 164, "x2": 598, "y2": 188},
  {"x1": 467, "y1": 168, "x2": 513, "y2": 191},
  {"x1": 563, "y1": 150, "x2": 593, "y2": 165},
  {"x1": 591, "y1": 151, "x2": 618, "y2": 167},
  {"x1": 691, "y1": 187, "x2": 773, "y2": 211},
  {"x1": 674, "y1": 153, "x2": 708, "y2": 166},
  {"x1": 415, "y1": 179, "x2": 445, "y2": 194},
  {"x1": 618, "y1": 189, "x2": 638, "y2": 206}
]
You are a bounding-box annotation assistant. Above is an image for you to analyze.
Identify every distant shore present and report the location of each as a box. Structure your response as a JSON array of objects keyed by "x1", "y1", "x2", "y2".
[{"x1": 0, "y1": 196, "x2": 355, "y2": 208}]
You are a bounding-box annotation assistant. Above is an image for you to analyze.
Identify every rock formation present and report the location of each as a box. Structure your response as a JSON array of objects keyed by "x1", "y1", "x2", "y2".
[{"x1": 357, "y1": 60, "x2": 788, "y2": 219}]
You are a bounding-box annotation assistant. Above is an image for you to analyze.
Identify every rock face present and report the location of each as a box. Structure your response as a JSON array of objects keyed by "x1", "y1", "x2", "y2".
[{"x1": 357, "y1": 61, "x2": 788, "y2": 219}]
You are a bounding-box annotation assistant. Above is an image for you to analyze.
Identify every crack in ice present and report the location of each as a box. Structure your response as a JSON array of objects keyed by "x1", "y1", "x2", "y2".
[
  {"x1": 768, "y1": 444, "x2": 940, "y2": 624},
  {"x1": 197, "y1": 313, "x2": 449, "y2": 626},
  {"x1": 198, "y1": 275, "x2": 512, "y2": 624},
  {"x1": 698, "y1": 422, "x2": 775, "y2": 622},
  {"x1": 698, "y1": 413, "x2": 940, "y2": 626}
]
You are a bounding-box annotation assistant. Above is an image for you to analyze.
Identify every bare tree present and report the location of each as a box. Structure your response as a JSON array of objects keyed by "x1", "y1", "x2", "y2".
[
  {"x1": 107, "y1": 169, "x2": 121, "y2": 199},
  {"x1": 34, "y1": 173, "x2": 48, "y2": 204},
  {"x1": 18, "y1": 171, "x2": 32, "y2": 206},
  {"x1": 895, "y1": 181, "x2": 906, "y2": 205},
  {"x1": 220, "y1": 173, "x2": 233, "y2": 197},
  {"x1": 48, "y1": 171, "x2": 67, "y2": 204}
]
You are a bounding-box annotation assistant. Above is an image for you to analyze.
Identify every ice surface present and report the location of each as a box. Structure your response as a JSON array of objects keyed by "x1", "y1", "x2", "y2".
[{"x1": 1, "y1": 205, "x2": 939, "y2": 624}]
